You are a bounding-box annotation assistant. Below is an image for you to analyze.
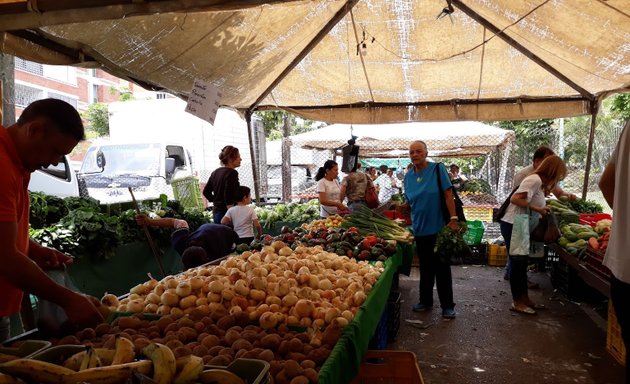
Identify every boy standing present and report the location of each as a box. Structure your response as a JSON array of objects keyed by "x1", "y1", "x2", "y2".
[{"x1": 221, "y1": 186, "x2": 263, "y2": 245}]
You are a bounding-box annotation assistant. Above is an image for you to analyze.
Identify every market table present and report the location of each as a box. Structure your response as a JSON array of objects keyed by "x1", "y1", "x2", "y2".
[
  {"x1": 548, "y1": 243, "x2": 610, "y2": 298},
  {"x1": 319, "y1": 245, "x2": 403, "y2": 383}
]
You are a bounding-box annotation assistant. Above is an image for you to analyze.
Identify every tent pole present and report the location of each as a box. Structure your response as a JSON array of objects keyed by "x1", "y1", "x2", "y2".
[
  {"x1": 245, "y1": 110, "x2": 261, "y2": 204},
  {"x1": 581, "y1": 102, "x2": 599, "y2": 199}
]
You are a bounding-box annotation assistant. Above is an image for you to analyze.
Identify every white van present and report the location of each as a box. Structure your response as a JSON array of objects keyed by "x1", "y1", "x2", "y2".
[
  {"x1": 28, "y1": 155, "x2": 81, "y2": 197},
  {"x1": 79, "y1": 142, "x2": 194, "y2": 204}
]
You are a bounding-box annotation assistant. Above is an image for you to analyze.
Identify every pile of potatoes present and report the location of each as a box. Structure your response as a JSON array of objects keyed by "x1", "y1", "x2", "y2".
[{"x1": 53, "y1": 312, "x2": 343, "y2": 384}]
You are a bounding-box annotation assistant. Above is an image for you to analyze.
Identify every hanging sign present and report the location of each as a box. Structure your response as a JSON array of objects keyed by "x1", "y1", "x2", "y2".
[{"x1": 185, "y1": 78, "x2": 222, "y2": 125}]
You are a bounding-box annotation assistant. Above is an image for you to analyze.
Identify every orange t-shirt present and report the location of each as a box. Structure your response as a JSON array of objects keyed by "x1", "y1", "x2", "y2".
[{"x1": 0, "y1": 126, "x2": 30, "y2": 316}]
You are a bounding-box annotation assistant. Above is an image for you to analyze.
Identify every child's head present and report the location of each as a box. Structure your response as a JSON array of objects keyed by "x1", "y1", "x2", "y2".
[
  {"x1": 236, "y1": 186, "x2": 251, "y2": 204},
  {"x1": 181, "y1": 246, "x2": 209, "y2": 269}
]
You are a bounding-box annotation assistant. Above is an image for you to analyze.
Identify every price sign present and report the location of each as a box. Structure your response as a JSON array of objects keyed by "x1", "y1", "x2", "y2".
[{"x1": 185, "y1": 78, "x2": 223, "y2": 125}]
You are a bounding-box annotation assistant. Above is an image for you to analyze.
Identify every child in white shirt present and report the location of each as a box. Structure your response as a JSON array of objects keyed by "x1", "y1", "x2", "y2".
[{"x1": 221, "y1": 186, "x2": 262, "y2": 245}]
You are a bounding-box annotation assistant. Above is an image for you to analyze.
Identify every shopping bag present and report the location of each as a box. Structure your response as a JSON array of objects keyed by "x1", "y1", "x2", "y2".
[
  {"x1": 509, "y1": 213, "x2": 530, "y2": 256},
  {"x1": 365, "y1": 185, "x2": 379, "y2": 208},
  {"x1": 36, "y1": 266, "x2": 80, "y2": 336},
  {"x1": 544, "y1": 213, "x2": 561, "y2": 244}
]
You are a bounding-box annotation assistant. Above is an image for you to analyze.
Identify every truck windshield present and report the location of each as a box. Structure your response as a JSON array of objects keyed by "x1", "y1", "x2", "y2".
[{"x1": 81, "y1": 143, "x2": 162, "y2": 176}]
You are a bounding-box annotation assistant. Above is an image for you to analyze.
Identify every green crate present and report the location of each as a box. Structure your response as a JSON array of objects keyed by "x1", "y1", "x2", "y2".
[
  {"x1": 171, "y1": 176, "x2": 204, "y2": 210},
  {"x1": 463, "y1": 220, "x2": 484, "y2": 245}
]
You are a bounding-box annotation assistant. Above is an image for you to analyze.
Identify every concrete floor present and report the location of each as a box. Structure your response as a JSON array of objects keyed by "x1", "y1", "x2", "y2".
[{"x1": 388, "y1": 265, "x2": 625, "y2": 384}]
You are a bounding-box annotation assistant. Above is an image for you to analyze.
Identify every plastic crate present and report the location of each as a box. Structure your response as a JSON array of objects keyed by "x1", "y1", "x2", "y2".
[
  {"x1": 607, "y1": 301, "x2": 627, "y2": 366},
  {"x1": 171, "y1": 176, "x2": 204, "y2": 210},
  {"x1": 0, "y1": 340, "x2": 51, "y2": 358},
  {"x1": 368, "y1": 307, "x2": 388, "y2": 350},
  {"x1": 579, "y1": 213, "x2": 612, "y2": 227},
  {"x1": 487, "y1": 244, "x2": 507, "y2": 266},
  {"x1": 550, "y1": 258, "x2": 605, "y2": 302},
  {"x1": 584, "y1": 247, "x2": 612, "y2": 280},
  {"x1": 463, "y1": 206, "x2": 494, "y2": 222},
  {"x1": 463, "y1": 220, "x2": 484, "y2": 245},
  {"x1": 387, "y1": 291, "x2": 401, "y2": 340},
  {"x1": 351, "y1": 350, "x2": 425, "y2": 384}
]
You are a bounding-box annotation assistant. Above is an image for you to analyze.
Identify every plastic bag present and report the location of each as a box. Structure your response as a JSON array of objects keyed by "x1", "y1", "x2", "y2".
[
  {"x1": 36, "y1": 267, "x2": 80, "y2": 336},
  {"x1": 509, "y1": 213, "x2": 530, "y2": 256}
]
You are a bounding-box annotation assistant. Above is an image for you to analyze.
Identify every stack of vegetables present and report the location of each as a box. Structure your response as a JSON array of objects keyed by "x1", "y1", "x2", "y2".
[
  {"x1": 255, "y1": 200, "x2": 320, "y2": 229},
  {"x1": 548, "y1": 197, "x2": 608, "y2": 257},
  {"x1": 586, "y1": 219, "x2": 612, "y2": 253}
]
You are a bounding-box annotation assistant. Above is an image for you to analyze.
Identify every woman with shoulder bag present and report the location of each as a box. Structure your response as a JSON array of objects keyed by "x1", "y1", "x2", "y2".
[
  {"x1": 402, "y1": 141, "x2": 459, "y2": 319},
  {"x1": 500, "y1": 155, "x2": 567, "y2": 315}
]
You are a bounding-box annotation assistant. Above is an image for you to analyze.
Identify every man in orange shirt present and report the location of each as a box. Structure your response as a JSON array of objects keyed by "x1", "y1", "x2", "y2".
[{"x1": 0, "y1": 98, "x2": 103, "y2": 341}]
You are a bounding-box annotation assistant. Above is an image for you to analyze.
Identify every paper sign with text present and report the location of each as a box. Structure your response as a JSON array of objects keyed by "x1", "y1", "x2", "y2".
[{"x1": 185, "y1": 79, "x2": 222, "y2": 125}]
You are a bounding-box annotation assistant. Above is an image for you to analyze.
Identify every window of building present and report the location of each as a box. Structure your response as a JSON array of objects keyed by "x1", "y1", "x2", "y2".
[
  {"x1": 15, "y1": 58, "x2": 43, "y2": 76},
  {"x1": 15, "y1": 83, "x2": 44, "y2": 108},
  {"x1": 156, "y1": 92, "x2": 169, "y2": 99},
  {"x1": 47, "y1": 92, "x2": 78, "y2": 109}
]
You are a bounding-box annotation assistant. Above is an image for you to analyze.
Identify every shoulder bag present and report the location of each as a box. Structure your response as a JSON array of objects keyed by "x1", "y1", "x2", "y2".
[
  {"x1": 495, "y1": 186, "x2": 518, "y2": 222},
  {"x1": 435, "y1": 163, "x2": 466, "y2": 224},
  {"x1": 364, "y1": 174, "x2": 379, "y2": 209}
]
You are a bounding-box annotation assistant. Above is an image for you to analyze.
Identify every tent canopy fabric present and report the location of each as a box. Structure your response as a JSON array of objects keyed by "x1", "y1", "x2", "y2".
[
  {"x1": 289, "y1": 121, "x2": 515, "y2": 158},
  {"x1": 0, "y1": 0, "x2": 628, "y2": 123}
]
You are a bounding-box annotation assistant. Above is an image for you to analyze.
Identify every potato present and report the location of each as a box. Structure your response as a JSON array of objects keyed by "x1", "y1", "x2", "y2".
[
  {"x1": 201, "y1": 334, "x2": 221, "y2": 349},
  {"x1": 284, "y1": 360, "x2": 303, "y2": 378},
  {"x1": 258, "y1": 334, "x2": 281, "y2": 350},
  {"x1": 207, "y1": 345, "x2": 223, "y2": 356},
  {"x1": 300, "y1": 360, "x2": 316, "y2": 369},
  {"x1": 216, "y1": 315, "x2": 236, "y2": 330},
  {"x1": 224, "y1": 329, "x2": 241, "y2": 346},
  {"x1": 269, "y1": 360, "x2": 283, "y2": 376},
  {"x1": 287, "y1": 352, "x2": 306, "y2": 362},
  {"x1": 289, "y1": 376, "x2": 309, "y2": 384},
  {"x1": 278, "y1": 340, "x2": 290, "y2": 356},
  {"x1": 133, "y1": 337, "x2": 151, "y2": 352},
  {"x1": 288, "y1": 338, "x2": 303, "y2": 353},
  {"x1": 208, "y1": 355, "x2": 232, "y2": 366},
  {"x1": 58, "y1": 335, "x2": 80, "y2": 345},
  {"x1": 258, "y1": 349, "x2": 274, "y2": 362},
  {"x1": 275, "y1": 370, "x2": 290, "y2": 384},
  {"x1": 173, "y1": 346, "x2": 192, "y2": 358},
  {"x1": 177, "y1": 317, "x2": 196, "y2": 329},
  {"x1": 178, "y1": 326, "x2": 198, "y2": 342},
  {"x1": 94, "y1": 323, "x2": 112, "y2": 336},
  {"x1": 231, "y1": 339, "x2": 253, "y2": 351},
  {"x1": 164, "y1": 322, "x2": 180, "y2": 334},
  {"x1": 192, "y1": 344, "x2": 209, "y2": 357},
  {"x1": 165, "y1": 339, "x2": 184, "y2": 350},
  {"x1": 77, "y1": 327, "x2": 96, "y2": 341}
]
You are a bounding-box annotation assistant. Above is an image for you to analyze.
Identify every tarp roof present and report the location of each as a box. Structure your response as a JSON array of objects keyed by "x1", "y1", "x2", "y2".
[
  {"x1": 290, "y1": 121, "x2": 515, "y2": 157},
  {"x1": 0, "y1": 0, "x2": 628, "y2": 123}
]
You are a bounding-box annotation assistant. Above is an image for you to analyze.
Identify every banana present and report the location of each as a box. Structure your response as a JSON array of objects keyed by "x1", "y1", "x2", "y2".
[
  {"x1": 197, "y1": 369, "x2": 245, "y2": 384},
  {"x1": 142, "y1": 343, "x2": 176, "y2": 384},
  {"x1": 0, "y1": 354, "x2": 18, "y2": 364},
  {"x1": 0, "y1": 358, "x2": 75, "y2": 383},
  {"x1": 63, "y1": 348, "x2": 116, "y2": 371},
  {"x1": 62, "y1": 360, "x2": 152, "y2": 384},
  {"x1": 173, "y1": 355, "x2": 204, "y2": 384},
  {"x1": 0, "y1": 372, "x2": 24, "y2": 384},
  {"x1": 79, "y1": 347, "x2": 102, "y2": 371},
  {"x1": 111, "y1": 336, "x2": 135, "y2": 365}
]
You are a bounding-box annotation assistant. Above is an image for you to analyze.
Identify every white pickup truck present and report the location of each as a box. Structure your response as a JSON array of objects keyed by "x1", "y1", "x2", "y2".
[
  {"x1": 28, "y1": 155, "x2": 82, "y2": 197},
  {"x1": 79, "y1": 142, "x2": 194, "y2": 204}
]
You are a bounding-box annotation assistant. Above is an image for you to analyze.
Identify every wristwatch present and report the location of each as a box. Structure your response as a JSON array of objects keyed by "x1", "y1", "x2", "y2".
[{"x1": 449, "y1": 216, "x2": 458, "y2": 221}]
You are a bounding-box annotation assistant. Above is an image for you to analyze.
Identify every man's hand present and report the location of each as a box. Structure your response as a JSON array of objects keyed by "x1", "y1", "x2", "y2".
[
  {"x1": 62, "y1": 293, "x2": 105, "y2": 329},
  {"x1": 448, "y1": 219, "x2": 459, "y2": 231},
  {"x1": 135, "y1": 213, "x2": 150, "y2": 226},
  {"x1": 567, "y1": 193, "x2": 578, "y2": 202},
  {"x1": 31, "y1": 248, "x2": 73, "y2": 270}
]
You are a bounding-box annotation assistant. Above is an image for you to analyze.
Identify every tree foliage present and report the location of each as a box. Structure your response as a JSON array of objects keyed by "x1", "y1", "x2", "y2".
[
  {"x1": 610, "y1": 92, "x2": 630, "y2": 121},
  {"x1": 493, "y1": 119, "x2": 556, "y2": 167},
  {"x1": 82, "y1": 102, "x2": 109, "y2": 136},
  {"x1": 255, "y1": 110, "x2": 323, "y2": 139}
]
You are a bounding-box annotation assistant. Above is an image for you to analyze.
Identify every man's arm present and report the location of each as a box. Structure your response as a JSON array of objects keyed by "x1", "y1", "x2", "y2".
[
  {"x1": 0, "y1": 222, "x2": 102, "y2": 327},
  {"x1": 551, "y1": 184, "x2": 577, "y2": 201},
  {"x1": 28, "y1": 239, "x2": 73, "y2": 270},
  {"x1": 136, "y1": 214, "x2": 183, "y2": 228},
  {"x1": 599, "y1": 160, "x2": 615, "y2": 209}
]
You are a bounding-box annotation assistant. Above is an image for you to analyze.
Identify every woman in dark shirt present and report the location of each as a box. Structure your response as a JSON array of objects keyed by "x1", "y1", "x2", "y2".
[{"x1": 203, "y1": 146, "x2": 242, "y2": 223}]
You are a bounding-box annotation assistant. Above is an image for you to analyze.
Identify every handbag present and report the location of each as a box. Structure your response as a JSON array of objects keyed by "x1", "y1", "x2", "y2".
[
  {"x1": 509, "y1": 213, "x2": 530, "y2": 256},
  {"x1": 435, "y1": 163, "x2": 466, "y2": 224},
  {"x1": 495, "y1": 186, "x2": 518, "y2": 222},
  {"x1": 364, "y1": 174, "x2": 379, "y2": 209},
  {"x1": 531, "y1": 212, "x2": 561, "y2": 244}
]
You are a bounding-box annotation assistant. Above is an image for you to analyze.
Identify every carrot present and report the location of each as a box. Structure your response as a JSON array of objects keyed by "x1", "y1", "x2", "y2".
[
  {"x1": 600, "y1": 241, "x2": 608, "y2": 251},
  {"x1": 588, "y1": 237, "x2": 600, "y2": 250}
]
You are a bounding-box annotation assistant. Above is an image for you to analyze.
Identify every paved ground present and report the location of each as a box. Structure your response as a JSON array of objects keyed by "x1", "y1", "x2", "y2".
[{"x1": 387, "y1": 265, "x2": 625, "y2": 384}]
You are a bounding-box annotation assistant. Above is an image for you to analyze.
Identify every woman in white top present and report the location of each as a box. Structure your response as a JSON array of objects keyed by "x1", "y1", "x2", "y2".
[
  {"x1": 500, "y1": 155, "x2": 567, "y2": 315},
  {"x1": 316, "y1": 160, "x2": 346, "y2": 218}
]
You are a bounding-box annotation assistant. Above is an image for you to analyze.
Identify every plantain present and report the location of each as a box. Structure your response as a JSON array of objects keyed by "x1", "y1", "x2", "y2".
[
  {"x1": 173, "y1": 355, "x2": 204, "y2": 384},
  {"x1": 0, "y1": 358, "x2": 75, "y2": 383},
  {"x1": 142, "y1": 343, "x2": 176, "y2": 384},
  {"x1": 79, "y1": 347, "x2": 102, "y2": 371},
  {"x1": 197, "y1": 369, "x2": 246, "y2": 384},
  {"x1": 0, "y1": 372, "x2": 24, "y2": 384},
  {"x1": 111, "y1": 336, "x2": 135, "y2": 365},
  {"x1": 0, "y1": 354, "x2": 18, "y2": 364},
  {"x1": 62, "y1": 359, "x2": 152, "y2": 384},
  {"x1": 64, "y1": 348, "x2": 116, "y2": 371}
]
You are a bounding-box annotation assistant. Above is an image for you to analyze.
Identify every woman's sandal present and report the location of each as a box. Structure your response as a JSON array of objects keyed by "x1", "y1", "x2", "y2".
[{"x1": 510, "y1": 304, "x2": 537, "y2": 315}]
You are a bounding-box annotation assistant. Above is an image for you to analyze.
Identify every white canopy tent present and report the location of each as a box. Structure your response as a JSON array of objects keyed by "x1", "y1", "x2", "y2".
[{"x1": 290, "y1": 121, "x2": 515, "y2": 158}]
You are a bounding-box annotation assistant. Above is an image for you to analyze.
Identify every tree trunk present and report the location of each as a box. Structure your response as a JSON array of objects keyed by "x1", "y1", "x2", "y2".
[{"x1": 281, "y1": 113, "x2": 292, "y2": 201}]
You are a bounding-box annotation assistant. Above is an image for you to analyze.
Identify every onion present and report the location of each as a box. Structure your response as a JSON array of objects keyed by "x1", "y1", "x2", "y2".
[
  {"x1": 152, "y1": 284, "x2": 165, "y2": 296},
  {"x1": 313, "y1": 318, "x2": 325, "y2": 329},
  {"x1": 341, "y1": 310, "x2": 354, "y2": 321},
  {"x1": 128, "y1": 293, "x2": 141, "y2": 301},
  {"x1": 161, "y1": 291, "x2": 179, "y2": 306},
  {"x1": 156, "y1": 305, "x2": 171, "y2": 316},
  {"x1": 234, "y1": 279, "x2": 250, "y2": 296},
  {"x1": 144, "y1": 303, "x2": 158, "y2": 313},
  {"x1": 246, "y1": 252, "x2": 259, "y2": 262},
  {"x1": 221, "y1": 288, "x2": 235, "y2": 301},
  {"x1": 270, "y1": 240, "x2": 286, "y2": 251},
  {"x1": 127, "y1": 299, "x2": 144, "y2": 313},
  {"x1": 101, "y1": 293, "x2": 119, "y2": 308},
  {"x1": 281, "y1": 293, "x2": 298, "y2": 307},
  {"x1": 176, "y1": 282, "x2": 192, "y2": 297},
  {"x1": 250, "y1": 276, "x2": 267, "y2": 291},
  {"x1": 189, "y1": 277, "x2": 204, "y2": 290},
  {"x1": 259, "y1": 312, "x2": 278, "y2": 329},
  {"x1": 146, "y1": 292, "x2": 161, "y2": 305},
  {"x1": 318, "y1": 279, "x2": 333, "y2": 290},
  {"x1": 179, "y1": 294, "x2": 197, "y2": 309},
  {"x1": 231, "y1": 295, "x2": 249, "y2": 310},
  {"x1": 129, "y1": 283, "x2": 145, "y2": 295},
  {"x1": 325, "y1": 308, "x2": 340, "y2": 323},
  {"x1": 278, "y1": 246, "x2": 293, "y2": 256},
  {"x1": 265, "y1": 295, "x2": 282, "y2": 306},
  {"x1": 249, "y1": 289, "x2": 266, "y2": 302},
  {"x1": 251, "y1": 267, "x2": 268, "y2": 278},
  {"x1": 336, "y1": 317, "x2": 349, "y2": 327},
  {"x1": 170, "y1": 307, "x2": 184, "y2": 317},
  {"x1": 353, "y1": 291, "x2": 367, "y2": 306},
  {"x1": 195, "y1": 297, "x2": 208, "y2": 306},
  {"x1": 229, "y1": 306, "x2": 243, "y2": 316},
  {"x1": 295, "y1": 299, "x2": 314, "y2": 318},
  {"x1": 287, "y1": 315, "x2": 300, "y2": 326},
  {"x1": 209, "y1": 280, "x2": 224, "y2": 294}
]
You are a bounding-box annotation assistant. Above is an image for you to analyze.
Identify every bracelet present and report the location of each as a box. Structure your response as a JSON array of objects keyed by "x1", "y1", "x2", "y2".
[{"x1": 450, "y1": 216, "x2": 458, "y2": 221}]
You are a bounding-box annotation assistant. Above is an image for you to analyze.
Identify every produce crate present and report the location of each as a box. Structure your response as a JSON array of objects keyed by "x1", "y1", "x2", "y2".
[
  {"x1": 544, "y1": 245, "x2": 559, "y2": 272},
  {"x1": 0, "y1": 339, "x2": 51, "y2": 358},
  {"x1": 463, "y1": 244, "x2": 487, "y2": 265},
  {"x1": 607, "y1": 301, "x2": 627, "y2": 366},
  {"x1": 351, "y1": 350, "x2": 425, "y2": 384},
  {"x1": 387, "y1": 291, "x2": 401, "y2": 341},
  {"x1": 463, "y1": 220, "x2": 484, "y2": 245},
  {"x1": 206, "y1": 358, "x2": 271, "y2": 384},
  {"x1": 487, "y1": 244, "x2": 507, "y2": 267},
  {"x1": 579, "y1": 213, "x2": 612, "y2": 227},
  {"x1": 584, "y1": 247, "x2": 612, "y2": 280},
  {"x1": 463, "y1": 206, "x2": 494, "y2": 222},
  {"x1": 171, "y1": 176, "x2": 204, "y2": 210},
  {"x1": 550, "y1": 258, "x2": 605, "y2": 302}
]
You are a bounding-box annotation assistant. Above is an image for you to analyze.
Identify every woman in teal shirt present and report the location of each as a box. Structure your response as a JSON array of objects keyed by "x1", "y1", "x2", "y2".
[{"x1": 403, "y1": 141, "x2": 460, "y2": 319}]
